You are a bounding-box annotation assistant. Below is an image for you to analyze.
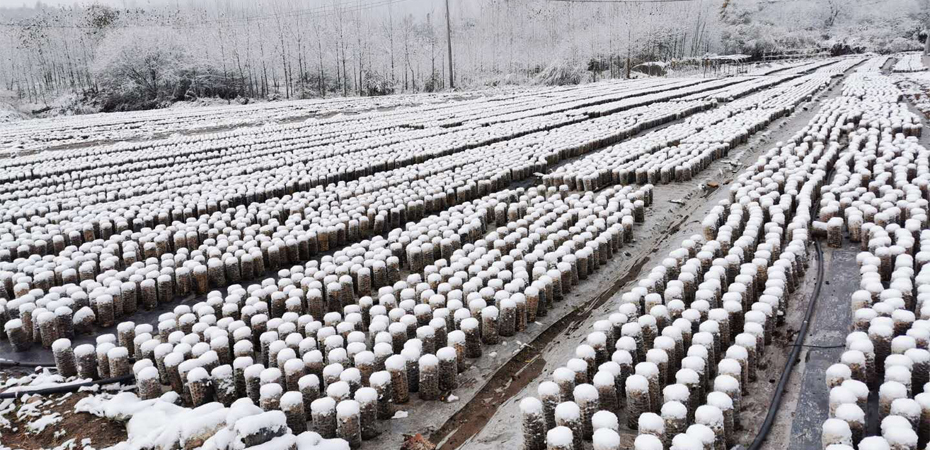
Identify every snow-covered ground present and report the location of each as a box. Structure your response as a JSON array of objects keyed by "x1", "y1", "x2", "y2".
[{"x1": 2, "y1": 54, "x2": 929, "y2": 450}]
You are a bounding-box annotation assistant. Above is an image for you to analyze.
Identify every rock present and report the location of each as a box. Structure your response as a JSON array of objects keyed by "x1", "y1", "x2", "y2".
[{"x1": 401, "y1": 433, "x2": 436, "y2": 450}]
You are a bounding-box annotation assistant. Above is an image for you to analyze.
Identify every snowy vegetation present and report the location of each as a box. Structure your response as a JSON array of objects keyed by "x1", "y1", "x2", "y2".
[{"x1": 0, "y1": 0, "x2": 928, "y2": 115}]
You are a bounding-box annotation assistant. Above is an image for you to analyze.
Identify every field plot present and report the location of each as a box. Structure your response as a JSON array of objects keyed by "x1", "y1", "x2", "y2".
[{"x1": 2, "y1": 54, "x2": 930, "y2": 450}]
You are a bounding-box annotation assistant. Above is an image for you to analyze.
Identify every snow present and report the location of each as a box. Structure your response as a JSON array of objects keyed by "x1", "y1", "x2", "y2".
[
  {"x1": 612, "y1": 350, "x2": 633, "y2": 365},
  {"x1": 638, "y1": 412, "x2": 664, "y2": 432},
  {"x1": 447, "y1": 331, "x2": 466, "y2": 345},
  {"x1": 695, "y1": 405, "x2": 723, "y2": 427},
  {"x1": 686, "y1": 423, "x2": 716, "y2": 446},
  {"x1": 322, "y1": 363, "x2": 345, "y2": 380},
  {"x1": 573, "y1": 384, "x2": 598, "y2": 402},
  {"x1": 661, "y1": 401, "x2": 688, "y2": 419},
  {"x1": 392, "y1": 410, "x2": 408, "y2": 419},
  {"x1": 823, "y1": 418, "x2": 853, "y2": 440},
  {"x1": 226, "y1": 398, "x2": 264, "y2": 428},
  {"x1": 326, "y1": 382, "x2": 350, "y2": 400},
  {"x1": 188, "y1": 367, "x2": 210, "y2": 382},
  {"x1": 566, "y1": 359, "x2": 588, "y2": 376},
  {"x1": 626, "y1": 374, "x2": 649, "y2": 392},
  {"x1": 635, "y1": 362, "x2": 659, "y2": 378},
  {"x1": 538, "y1": 381, "x2": 560, "y2": 397},
  {"x1": 880, "y1": 415, "x2": 912, "y2": 436},
  {"x1": 295, "y1": 431, "x2": 323, "y2": 448},
  {"x1": 340, "y1": 369, "x2": 362, "y2": 385},
  {"x1": 280, "y1": 391, "x2": 304, "y2": 409},
  {"x1": 304, "y1": 351, "x2": 325, "y2": 364},
  {"x1": 593, "y1": 371, "x2": 615, "y2": 388},
  {"x1": 336, "y1": 400, "x2": 360, "y2": 418},
  {"x1": 825, "y1": 446, "x2": 854, "y2": 450},
  {"x1": 671, "y1": 434, "x2": 703, "y2": 450},
  {"x1": 74, "y1": 344, "x2": 96, "y2": 358},
  {"x1": 547, "y1": 426, "x2": 574, "y2": 446},
  {"x1": 575, "y1": 345, "x2": 596, "y2": 359},
  {"x1": 718, "y1": 358, "x2": 742, "y2": 375},
  {"x1": 355, "y1": 387, "x2": 378, "y2": 403},
  {"x1": 52, "y1": 338, "x2": 72, "y2": 352},
  {"x1": 553, "y1": 367, "x2": 575, "y2": 383},
  {"x1": 369, "y1": 372, "x2": 391, "y2": 388},
  {"x1": 634, "y1": 433, "x2": 663, "y2": 450},
  {"x1": 520, "y1": 397, "x2": 543, "y2": 414},
  {"x1": 460, "y1": 318, "x2": 479, "y2": 331},
  {"x1": 713, "y1": 375, "x2": 739, "y2": 392},
  {"x1": 179, "y1": 406, "x2": 229, "y2": 449},
  {"x1": 75, "y1": 392, "x2": 234, "y2": 450},
  {"x1": 164, "y1": 352, "x2": 185, "y2": 369},
  {"x1": 554, "y1": 401, "x2": 580, "y2": 420},
  {"x1": 858, "y1": 436, "x2": 890, "y2": 450},
  {"x1": 840, "y1": 351, "x2": 865, "y2": 367},
  {"x1": 1, "y1": 368, "x2": 87, "y2": 395},
  {"x1": 825, "y1": 364, "x2": 852, "y2": 384},
  {"x1": 137, "y1": 366, "x2": 160, "y2": 381},
  {"x1": 883, "y1": 427, "x2": 917, "y2": 447},
  {"x1": 419, "y1": 354, "x2": 439, "y2": 368},
  {"x1": 354, "y1": 351, "x2": 375, "y2": 366},
  {"x1": 879, "y1": 382, "x2": 908, "y2": 401},
  {"x1": 311, "y1": 397, "x2": 336, "y2": 414},
  {"x1": 27, "y1": 412, "x2": 62, "y2": 434},
  {"x1": 835, "y1": 403, "x2": 865, "y2": 424},
  {"x1": 840, "y1": 379, "x2": 868, "y2": 400},
  {"x1": 869, "y1": 324, "x2": 893, "y2": 338},
  {"x1": 436, "y1": 347, "x2": 457, "y2": 361},
  {"x1": 385, "y1": 355, "x2": 407, "y2": 371}
]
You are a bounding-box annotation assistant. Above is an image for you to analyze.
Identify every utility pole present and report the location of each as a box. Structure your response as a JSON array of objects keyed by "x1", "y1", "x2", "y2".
[
  {"x1": 625, "y1": 4, "x2": 632, "y2": 79},
  {"x1": 444, "y1": 0, "x2": 454, "y2": 89}
]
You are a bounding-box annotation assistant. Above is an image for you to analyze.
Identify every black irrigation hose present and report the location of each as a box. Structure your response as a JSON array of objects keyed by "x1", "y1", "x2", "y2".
[
  {"x1": 790, "y1": 344, "x2": 845, "y2": 349},
  {"x1": 0, "y1": 359, "x2": 56, "y2": 368},
  {"x1": 747, "y1": 239, "x2": 825, "y2": 450},
  {"x1": 0, "y1": 374, "x2": 135, "y2": 400}
]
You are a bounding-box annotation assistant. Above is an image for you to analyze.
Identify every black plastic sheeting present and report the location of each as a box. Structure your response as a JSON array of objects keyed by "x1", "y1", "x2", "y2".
[{"x1": 785, "y1": 242, "x2": 870, "y2": 450}]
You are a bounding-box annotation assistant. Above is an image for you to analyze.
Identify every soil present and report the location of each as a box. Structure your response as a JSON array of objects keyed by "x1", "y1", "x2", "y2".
[{"x1": 0, "y1": 369, "x2": 127, "y2": 450}]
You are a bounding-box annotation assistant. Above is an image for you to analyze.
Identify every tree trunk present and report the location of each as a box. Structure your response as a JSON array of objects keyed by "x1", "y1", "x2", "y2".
[
  {"x1": 925, "y1": 29, "x2": 930, "y2": 55},
  {"x1": 318, "y1": 40, "x2": 326, "y2": 97},
  {"x1": 389, "y1": 5, "x2": 396, "y2": 84}
]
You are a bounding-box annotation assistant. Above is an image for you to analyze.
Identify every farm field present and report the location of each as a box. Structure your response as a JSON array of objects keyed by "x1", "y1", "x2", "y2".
[{"x1": 1, "y1": 53, "x2": 930, "y2": 450}]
